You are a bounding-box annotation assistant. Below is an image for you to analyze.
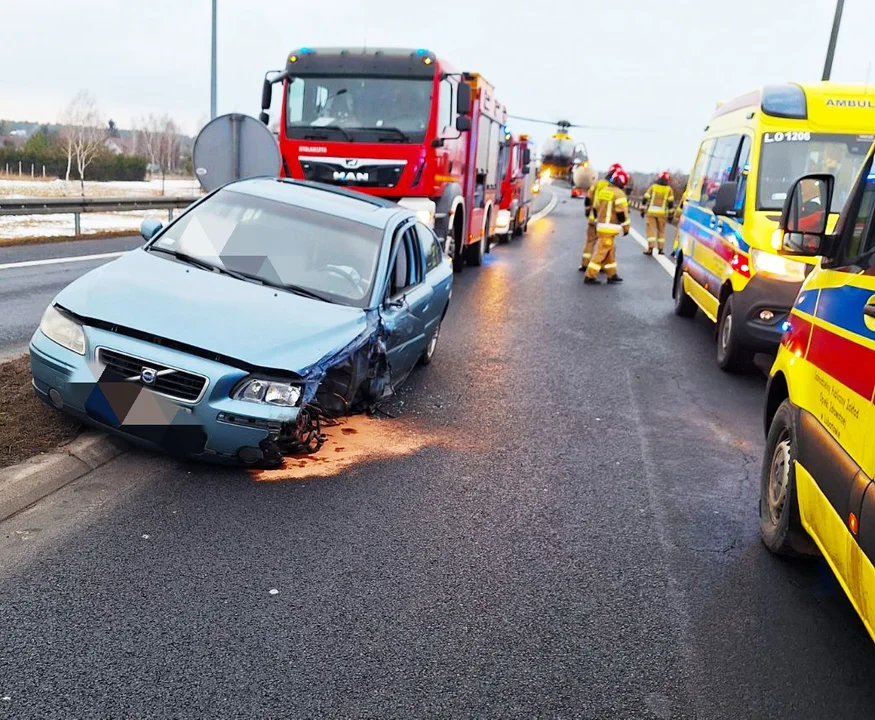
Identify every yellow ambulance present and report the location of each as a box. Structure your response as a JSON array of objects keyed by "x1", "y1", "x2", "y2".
[
  {"x1": 672, "y1": 83, "x2": 875, "y2": 371},
  {"x1": 761, "y1": 148, "x2": 875, "y2": 641}
]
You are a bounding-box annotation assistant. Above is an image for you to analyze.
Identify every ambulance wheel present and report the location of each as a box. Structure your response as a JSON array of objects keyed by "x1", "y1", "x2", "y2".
[
  {"x1": 759, "y1": 400, "x2": 820, "y2": 558},
  {"x1": 716, "y1": 294, "x2": 753, "y2": 372},
  {"x1": 672, "y1": 263, "x2": 697, "y2": 318}
]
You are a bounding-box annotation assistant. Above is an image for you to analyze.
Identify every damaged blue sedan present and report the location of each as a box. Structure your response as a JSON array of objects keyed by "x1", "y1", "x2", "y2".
[{"x1": 29, "y1": 178, "x2": 453, "y2": 466}]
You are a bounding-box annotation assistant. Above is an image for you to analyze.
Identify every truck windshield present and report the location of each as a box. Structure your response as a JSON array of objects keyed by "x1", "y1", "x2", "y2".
[
  {"x1": 286, "y1": 75, "x2": 432, "y2": 143},
  {"x1": 757, "y1": 132, "x2": 873, "y2": 212}
]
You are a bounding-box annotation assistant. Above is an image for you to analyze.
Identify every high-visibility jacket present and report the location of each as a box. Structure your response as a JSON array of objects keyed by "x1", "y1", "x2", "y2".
[
  {"x1": 643, "y1": 182, "x2": 675, "y2": 216},
  {"x1": 586, "y1": 178, "x2": 610, "y2": 223},
  {"x1": 593, "y1": 183, "x2": 630, "y2": 235}
]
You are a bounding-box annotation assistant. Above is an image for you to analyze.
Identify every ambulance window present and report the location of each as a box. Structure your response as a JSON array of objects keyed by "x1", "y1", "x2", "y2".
[
  {"x1": 730, "y1": 135, "x2": 752, "y2": 218},
  {"x1": 701, "y1": 135, "x2": 741, "y2": 211},
  {"x1": 844, "y1": 173, "x2": 875, "y2": 262},
  {"x1": 688, "y1": 139, "x2": 714, "y2": 203}
]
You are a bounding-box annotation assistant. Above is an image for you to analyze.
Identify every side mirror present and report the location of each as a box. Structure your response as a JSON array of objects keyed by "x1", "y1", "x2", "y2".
[
  {"x1": 774, "y1": 174, "x2": 835, "y2": 256},
  {"x1": 455, "y1": 115, "x2": 472, "y2": 132},
  {"x1": 456, "y1": 82, "x2": 472, "y2": 116},
  {"x1": 523, "y1": 148, "x2": 531, "y2": 166},
  {"x1": 140, "y1": 218, "x2": 163, "y2": 242},
  {"x1": 261, "y1": 78, "x2": 273, "y2": 112},
  {"x1": 522, "y1": 165, "x2": 531, "y2": 175},
  {"x1": 258, "y1": 111, "x2": 269, "y2": 125},
  {"x1": 712, "y1": 181, "x2": 739, "y2": 217}
]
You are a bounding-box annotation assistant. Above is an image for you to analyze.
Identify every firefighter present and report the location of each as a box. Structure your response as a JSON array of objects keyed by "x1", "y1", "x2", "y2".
[
  {"x1": 579, "y1": 162, "x2": 623, "y2": 272},
  {"x1": 585, "y1": 167, "x2": 631, "y2": 285},
  {"x1": 641, "y1": 171, "x2": 676, "y2": 255}
]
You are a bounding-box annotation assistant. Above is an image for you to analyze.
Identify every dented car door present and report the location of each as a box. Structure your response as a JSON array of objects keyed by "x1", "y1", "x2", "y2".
[{"x1": 381, "y1": 222, "x2": 432, "y2": 379}]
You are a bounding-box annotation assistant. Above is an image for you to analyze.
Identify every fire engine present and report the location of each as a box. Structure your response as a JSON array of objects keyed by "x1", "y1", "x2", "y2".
[
  {"x1": 259, "y1": 47, "x2": 526, "y2": 272},
  {"x1": 494, "y1": 131, "x2": 534, "y2": 240}
]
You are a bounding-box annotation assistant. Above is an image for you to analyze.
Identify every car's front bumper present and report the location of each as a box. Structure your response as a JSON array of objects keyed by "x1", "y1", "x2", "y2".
[
  {"x1": 733, "y1": 273, "x2": 803, "y2": 353},
  {"x1": 29, "y1": 327, "x2": 303, "y2": 467}
]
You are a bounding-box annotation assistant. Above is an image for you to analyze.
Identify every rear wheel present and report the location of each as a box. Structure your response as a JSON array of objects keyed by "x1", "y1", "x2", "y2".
[
  {"x1": 673, "y1": 262, "x2": 697, "y2": 318},
  {"x1": 759, "y1": 400, "x2": 820, "y2": 557},
  {"x1": 419, "y1": 320, "x2": 442, "y2": 366},
  {"x1": 716, "y1": 294, "x2": 753, "y2": 372},
  {"x1": 467, "y1": 225, "x2": 486, "y2": 266}
]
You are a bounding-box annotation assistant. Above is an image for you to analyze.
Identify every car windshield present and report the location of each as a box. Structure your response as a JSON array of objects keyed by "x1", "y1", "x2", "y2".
[
  {"x1": 757, "y1": 132, "x2": 873, "y2": 212},
  {"x1": 286, "y1": 75, "x2": 432, "y2": 143},
  {"x1": 149, "y1": 187, "x2": 384, "y2": 308}
]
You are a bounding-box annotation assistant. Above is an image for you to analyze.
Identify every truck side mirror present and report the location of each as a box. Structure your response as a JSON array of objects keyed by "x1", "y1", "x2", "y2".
[
  {"x1": 523, "y1": 148, "x2": 531, "y2": 166},
  {"x1": 712, "y1": 181, "x2": 739, "y2": 218},
  {"x1": 261, "y1": 78, "x2": 273, "y2": 113},
  {"x1": 523, "y1": 165, "x2": 531, "y2": 175},
  {"x1": 455, "y1": 115, "x2": 472, "y2": 132},
  {"x1": 774, "y1": 174, "x2": 835, "y2": 257},
  {"x1": 259, "y1": 111, "x2": 269, "y2": 126},
  {"x1": 457, "y1": 82, "x2": 472, "y2": 116}
]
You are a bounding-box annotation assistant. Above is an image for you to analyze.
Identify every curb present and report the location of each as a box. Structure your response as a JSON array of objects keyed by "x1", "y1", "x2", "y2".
[{"x1": 0, "y1": 431, "x2": 128, "y2": 522}]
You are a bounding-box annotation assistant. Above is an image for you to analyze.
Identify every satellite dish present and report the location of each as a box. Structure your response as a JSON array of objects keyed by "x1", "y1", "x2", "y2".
[{"x1": 192, "y1": 113, "x2": 281, "y2": 192}]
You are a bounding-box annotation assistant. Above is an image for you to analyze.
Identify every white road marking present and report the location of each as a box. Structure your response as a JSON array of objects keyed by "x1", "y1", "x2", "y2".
[
  {"x1": 0, "y1": 251, "x2": 125, "y2": 271},
  {"x1": 529, "y1": 190, "x2": 558, "y2": 224},
  {"x1": 629, "y1": 228, "x2": 675, "y2": 276}
]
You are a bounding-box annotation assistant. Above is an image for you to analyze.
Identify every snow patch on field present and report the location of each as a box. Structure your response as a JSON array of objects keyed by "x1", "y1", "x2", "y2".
[{"x1": 0, "y1": 177, "x2": 204, "y2": 239}]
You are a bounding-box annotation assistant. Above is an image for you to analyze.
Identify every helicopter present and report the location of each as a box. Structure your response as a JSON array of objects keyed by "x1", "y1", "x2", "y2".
[{"x1": 506, "y1": 117, "x2": 590, "y2": 185}]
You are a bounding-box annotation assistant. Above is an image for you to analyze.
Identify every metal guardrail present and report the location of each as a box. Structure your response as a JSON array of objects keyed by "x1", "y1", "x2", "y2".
[{"x1": 0, "y1": 196, "x2": 201, "y2": 234}]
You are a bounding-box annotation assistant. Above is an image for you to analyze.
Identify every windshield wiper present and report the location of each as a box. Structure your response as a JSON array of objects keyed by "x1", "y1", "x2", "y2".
[
  {"x1": 304, "y1": 126, "x2": 354, "y2": 142},
  {"x1": 355, "y1": 126, "x2": 412, "y2": 143},
  {"x1": 148, "y1": 246, "x2": 253, "y2": 283}
]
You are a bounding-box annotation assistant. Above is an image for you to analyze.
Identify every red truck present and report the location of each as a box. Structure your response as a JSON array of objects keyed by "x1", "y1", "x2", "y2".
[
  {"x1": 259, "y1": 47, "x2": 528, "y2": 272},
  {"x1": 494, "y1": 131, "x2": 533, "y2": 241}
]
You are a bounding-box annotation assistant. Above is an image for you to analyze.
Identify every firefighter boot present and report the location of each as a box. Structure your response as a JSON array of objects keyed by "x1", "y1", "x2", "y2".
[{"x1": 580, "y1": 223, "x2": 598, "y2": 271}]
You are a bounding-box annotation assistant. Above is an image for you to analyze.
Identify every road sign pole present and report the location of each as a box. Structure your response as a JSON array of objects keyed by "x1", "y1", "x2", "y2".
[
  {"x1": 210, "y1": 0, "x2": 217, "y2": 119},
  {"x1": 822, "y1": 0, "x2": 845, "y2": 81}
]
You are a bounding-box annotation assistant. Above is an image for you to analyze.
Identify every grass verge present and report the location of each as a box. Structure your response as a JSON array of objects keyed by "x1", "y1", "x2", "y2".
[{"x1": 0, "y1": 355, "x2": 81, "y2": 468}]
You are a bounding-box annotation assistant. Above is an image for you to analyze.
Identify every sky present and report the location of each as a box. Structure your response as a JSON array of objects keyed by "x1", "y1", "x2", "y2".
[{"x1": 3, "y1": 0, "x2": 875, "y2": 172}]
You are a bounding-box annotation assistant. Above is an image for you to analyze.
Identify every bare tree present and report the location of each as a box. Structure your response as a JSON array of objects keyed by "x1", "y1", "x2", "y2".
[
  {"x1": 58, "y1": 91, "x2": 104, "y2": 195},
  {"x1": 136, "y1": 114, "x2": 180, "y2": 195}
]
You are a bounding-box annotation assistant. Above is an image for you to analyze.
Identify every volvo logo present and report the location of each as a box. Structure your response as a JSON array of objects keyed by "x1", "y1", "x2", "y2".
[
  {"x1": 140, "y1": 367, "x2": 158, "y2": 385},
  {"x1": 333, "y1": 170, "x2": 370, "y2": 182}
]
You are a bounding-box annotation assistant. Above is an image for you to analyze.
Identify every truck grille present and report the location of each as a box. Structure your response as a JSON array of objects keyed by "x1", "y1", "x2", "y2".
[
  {"x1": 97, "y1": 348, "x2": 208, "y2": 404},
  {"x1": 300, "y1": 159, "x2": 406, "y2": 189}
]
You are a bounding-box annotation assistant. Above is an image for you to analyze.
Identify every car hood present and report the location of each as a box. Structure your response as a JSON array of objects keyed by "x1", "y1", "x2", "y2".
[{"x1": 55, "y1": 249, "x2": 370, "y2": 373}]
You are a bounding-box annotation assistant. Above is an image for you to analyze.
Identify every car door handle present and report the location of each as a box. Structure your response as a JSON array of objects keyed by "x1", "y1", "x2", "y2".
[{"x1": 864, "y1": 304, "x2": 875, "y2": 319}]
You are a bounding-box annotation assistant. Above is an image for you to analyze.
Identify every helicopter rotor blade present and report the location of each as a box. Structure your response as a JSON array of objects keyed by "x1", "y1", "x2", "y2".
[{"x1": 506, "y1": 114, "x2": 654, "y2": 133}]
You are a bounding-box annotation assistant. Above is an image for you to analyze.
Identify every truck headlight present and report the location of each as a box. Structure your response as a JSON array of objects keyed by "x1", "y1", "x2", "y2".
[
  {"x1": 397, "y1": 198, "x2": 436, "y2": 229},
  {"x1": 233, "y1": 378, "x2": 302, "y2": 407},
  {"x1": 750, "y1": 248, "x2": 807, "y2": 282},
  {"x1": 39, "y1": 305, "x2": 85, "y2": 355}
]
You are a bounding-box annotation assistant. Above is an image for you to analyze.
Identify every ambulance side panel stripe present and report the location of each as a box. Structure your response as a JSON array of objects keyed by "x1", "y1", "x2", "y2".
[
  {"x1": 794, "y1": 289, "x2": 818, "y2": 316},
  {"x1": 816, "y1": 285, "x2": 875, "y2": 342},
  {"x1": 806, "y1": 323, "x2": 875, "y2": 401}
]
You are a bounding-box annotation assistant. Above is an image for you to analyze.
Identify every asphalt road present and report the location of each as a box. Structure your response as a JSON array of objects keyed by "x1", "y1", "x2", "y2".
[{"x1": 3, "y1": 188, "x2": 875, "y2": 719}]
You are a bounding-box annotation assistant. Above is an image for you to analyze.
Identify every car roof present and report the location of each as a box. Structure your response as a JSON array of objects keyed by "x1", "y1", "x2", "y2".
[{"x1": 222, "y1": 177, "x2": 407, "y2": 228}]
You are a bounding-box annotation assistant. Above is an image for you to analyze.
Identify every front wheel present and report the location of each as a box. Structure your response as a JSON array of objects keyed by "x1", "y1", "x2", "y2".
[
  {"x1": 449, "y1": 230, "x2": 464, "y2": 274},
  {"x1": 716, "y1": 294, "x2": 752, "y2": 372},
  {"x1": 759, "y1": 400, "x2": 820, "y2": 557}
]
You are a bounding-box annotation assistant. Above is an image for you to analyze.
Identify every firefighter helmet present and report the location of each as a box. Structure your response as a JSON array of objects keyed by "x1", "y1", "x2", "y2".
[
  {"x1": 609, "y1": 168, "x2": 629, "y2": 188},
  {"x1": 658, "y1": 171, "x2": 671, "y2": 183}
]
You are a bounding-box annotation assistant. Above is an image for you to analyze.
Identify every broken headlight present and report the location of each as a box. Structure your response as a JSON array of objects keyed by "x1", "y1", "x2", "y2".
[{"x1": 233, "y1": 378, "x2": 302, "y2": 407}]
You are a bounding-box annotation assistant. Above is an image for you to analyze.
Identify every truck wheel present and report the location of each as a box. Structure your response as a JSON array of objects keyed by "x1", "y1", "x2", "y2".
[
  {"x1": 449, "y1": 230, "x2": 464, "y2": 274},
  {"x1": 672, "y1": 263, "x2": 697, "y2": 318},
  {"x1": 467, "y1": 229, "x2": 485, "y2": 266},
  {"x1": 716, "y1": 294, "x2": 752, "y2": 372},
  {"x1": 759, "y1": 400, "x2": 820, "y2": 557}
]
